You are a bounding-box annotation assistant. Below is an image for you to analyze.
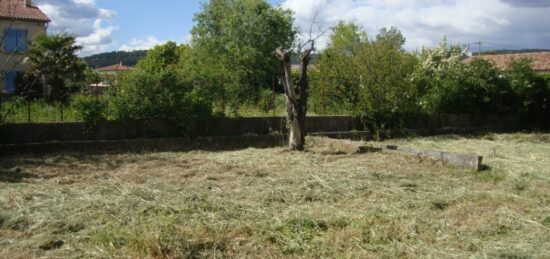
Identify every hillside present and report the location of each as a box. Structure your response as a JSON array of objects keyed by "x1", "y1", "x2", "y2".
[{"x1": 83, "y1": 50, "x2": 148, "y2": 68}]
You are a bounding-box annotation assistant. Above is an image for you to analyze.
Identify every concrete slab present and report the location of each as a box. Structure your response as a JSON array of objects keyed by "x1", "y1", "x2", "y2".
[{"x1": 381, "y1": 144, "x2": 483, "y2": 171}]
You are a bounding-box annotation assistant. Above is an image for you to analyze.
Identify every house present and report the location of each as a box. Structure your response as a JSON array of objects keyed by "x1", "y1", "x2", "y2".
[
  {"x1": 91, "y1": 62, "x2": 135, "y2": 91},
  {"x1": 471, "y1": 52, "x2": 550, "y2": 73},
  {"x1": 94, "y1": 62, "x2": 135, "y2": 74},
  {"x1": 0, "y1": 0, "x2": 50, "y2": 94}
]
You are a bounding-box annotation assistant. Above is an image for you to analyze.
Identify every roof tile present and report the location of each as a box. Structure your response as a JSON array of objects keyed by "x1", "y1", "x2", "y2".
[
  {"x1": 0, "y1": 0, "x2": 50, "y2": 23},
  {"x1": 95, "y1": 63, "x2": 135, "y2": 72},
  {"x1": 472, "y1": 52, "x2": 550, "y2": 72}
]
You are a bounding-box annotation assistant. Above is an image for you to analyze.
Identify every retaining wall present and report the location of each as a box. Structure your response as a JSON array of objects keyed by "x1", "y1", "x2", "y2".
[{"x1": 0, "y1": 114, "x2": 531, "y2": 145}]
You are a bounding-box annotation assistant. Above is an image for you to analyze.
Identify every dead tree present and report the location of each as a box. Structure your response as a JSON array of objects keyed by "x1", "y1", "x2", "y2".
[{"x1": 273, "y1": 41, "x2": 315, "y2": 151}]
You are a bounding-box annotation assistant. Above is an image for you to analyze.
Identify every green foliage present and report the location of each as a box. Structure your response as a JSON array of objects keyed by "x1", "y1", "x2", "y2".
[
  {"x1": 423, "y1": 59, "x2": 517, "y2": 113},
  {"x1": 506, "y1": 58, "x2": 550, "y2": 117},
  {"x1": 311, "y1": 22, "x2": 417, "y2": 132},
  {"x1": 414, "y1": 42, "x2": 550, "y2": 120},
  {"x1": 309, "y1": 22, "x2": 365, "y2": 114},
  {"x1": 26, "y1": 33, "x2": 86, "y2": 103},
  {"x1": 108, "y1": 42, "x2": 212, "y2": 124},
  {"x1": 353, "y1": 30, "x2": 418, "y2": 118},
  {"x1": 14, "y1": 72, "x2": 43, "y2": 102},
  {"x1": 190, "y1": 0, "x2": 296, "y2": 112},
  {"x1": 412, "y1": 38, "x2": 467, "y2": 112},
  {"x1": 258, "y1": 88, "x2": 275, "y2": 113},
  {"x1": 73, "y1": 95, "x2": 106, "y2": 127}
]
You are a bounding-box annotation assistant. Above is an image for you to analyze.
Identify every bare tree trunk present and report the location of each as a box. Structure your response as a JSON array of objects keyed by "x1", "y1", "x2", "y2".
[{"x1": 274, "y1": 43, "x2": 314, "y2": 151}]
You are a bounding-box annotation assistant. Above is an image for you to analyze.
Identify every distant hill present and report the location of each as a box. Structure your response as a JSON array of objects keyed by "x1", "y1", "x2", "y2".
[
  {"x1": 84, "y1": 50, "x2": 148, "y2": 68},
  {"x1": 476, "y1": 49, "x2": 550, "y2": 56}
]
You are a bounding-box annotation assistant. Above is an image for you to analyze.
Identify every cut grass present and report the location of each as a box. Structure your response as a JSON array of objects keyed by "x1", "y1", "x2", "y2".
[{"x1": 1, "y1": 133, "x2": 549, "y2": 258}]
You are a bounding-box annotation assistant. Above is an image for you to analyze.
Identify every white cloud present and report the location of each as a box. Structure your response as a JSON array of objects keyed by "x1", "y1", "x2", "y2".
[
  {"x1": 35, "y1": 0, "x2": 117, "y2": 55},
  {"x1": 281, "y1": 0, "x2": 550, "y2": 51},
  {"x1": 119, "y1": 35, "x2": 191, "y2": 52},
  {"x1": 119, "y1": 36, "x2": 166, "y2": 51}
]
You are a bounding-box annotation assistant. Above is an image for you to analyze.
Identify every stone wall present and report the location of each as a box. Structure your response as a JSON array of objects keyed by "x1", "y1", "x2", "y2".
[{"x1": 0, "y1": 114, "x2": 530, "y2": 145}]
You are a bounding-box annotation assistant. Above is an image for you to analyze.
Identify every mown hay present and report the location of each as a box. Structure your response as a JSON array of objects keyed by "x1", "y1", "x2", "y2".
[{"x1": 1, "y1": 133, "x2": 549, "y2": 258}]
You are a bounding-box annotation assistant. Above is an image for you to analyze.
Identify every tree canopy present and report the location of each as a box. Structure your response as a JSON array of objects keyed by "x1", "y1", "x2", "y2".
[
  {"x1": 26, "y1": 33, "x2": 86, "y2": 103},
  {"x1": 190, "y1": 0, "x2": 296, "y2": 112},
  {"x1": 311, "y1": 22, "x2": 417, "y2": 128}
]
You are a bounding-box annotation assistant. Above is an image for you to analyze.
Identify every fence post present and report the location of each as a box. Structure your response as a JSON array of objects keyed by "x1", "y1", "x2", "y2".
[
  {"x1": 27, "y1": 101, "x2": 31, "y2": 123},
  {"x1": 95, "y1": 73, "x2": 99, "y2": 103}
]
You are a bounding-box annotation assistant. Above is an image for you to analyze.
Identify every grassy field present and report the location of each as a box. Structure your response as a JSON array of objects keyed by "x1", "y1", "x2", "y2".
[
  {"x1": 1, "y1": 133, "x2": 549, "y2": 258},
  {"x1": 1, "y1": 100, "x2": 80, "y2": 124},
  {"x1": 0, "y1": 94, "x2": 335, "y2": 124}
]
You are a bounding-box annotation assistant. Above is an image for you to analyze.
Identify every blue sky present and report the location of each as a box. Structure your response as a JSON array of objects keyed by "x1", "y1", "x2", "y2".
[
  {"x1": 99, "y1": 0, "x2": 283, "y2": 51},
  {"x1": 95, "y1": 0, "x2": 205, "y2": 50},
  {"x1": 34, "y1": 0, "x2": 550, "y2": 56}
]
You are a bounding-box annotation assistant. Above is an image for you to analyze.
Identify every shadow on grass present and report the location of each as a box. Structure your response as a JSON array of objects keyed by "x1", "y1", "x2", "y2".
[
  {"x1": 479, "y1": 164, "x2": 492, "y2": 171},
  {"x1": 1, "y1": 135, "x2": 287, "y2": 158},
  {"x1": 0, "y1": 168, "x2": 39, "y2": 183}
]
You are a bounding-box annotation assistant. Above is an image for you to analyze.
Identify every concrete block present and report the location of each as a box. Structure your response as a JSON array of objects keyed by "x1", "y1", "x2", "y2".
[
  {"x1": 383, "y1": 145, "x2": 483, "y2": 171},
  {"x1": 307, "y1": 137, "x2": 381, "y2": 154}
]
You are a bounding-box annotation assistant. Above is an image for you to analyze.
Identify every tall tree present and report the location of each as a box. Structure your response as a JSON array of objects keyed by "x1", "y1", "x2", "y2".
[
  {"x1": 26, "y1": 33, "x2": 85, "y2": 103},
  {"x1": 191, "y1": 0, "x2": 296, "y2": 112},
  {"x1": 311, "y1": 23, "x2": 418, "y2": 132},
  {"x1": 311, "y1": 22, "x2": 366, "y2": 114}
]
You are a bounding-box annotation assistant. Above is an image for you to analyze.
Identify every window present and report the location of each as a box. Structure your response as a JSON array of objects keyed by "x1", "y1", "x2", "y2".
[
  {"x1": 3, "y1": 29, "x2": 28, "y2": 52},
  {"x1": 3, "y1": 71, "x2": 18, "y2": 94}
]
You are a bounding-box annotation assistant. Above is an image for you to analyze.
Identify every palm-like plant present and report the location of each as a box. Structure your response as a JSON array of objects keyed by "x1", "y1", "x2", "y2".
[{"x1": 26, "y1": 33, "x2": 85, "y2": 103}]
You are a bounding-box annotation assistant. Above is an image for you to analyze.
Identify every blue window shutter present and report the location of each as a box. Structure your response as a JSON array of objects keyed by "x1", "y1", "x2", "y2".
[
  {"x1": 4, "y1": 72, "x2": 18, "y2": 94},
  {"x1": 3, "y1": 29, "x2": 18, "y2": 52},
  {"x1": 17, "y1": 30, "x2": 28, "y2": 51}
]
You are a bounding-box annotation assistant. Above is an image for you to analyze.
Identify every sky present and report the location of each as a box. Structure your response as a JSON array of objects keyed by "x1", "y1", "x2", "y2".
[{"x1": 32, "y1": 0, "x2": 550, "y2": 56}]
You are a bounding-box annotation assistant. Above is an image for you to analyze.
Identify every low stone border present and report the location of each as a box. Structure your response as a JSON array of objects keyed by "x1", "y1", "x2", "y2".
[
  {"x1": 306, "y1": 136, "x2": 483, "y2": 171},
  {"x1": 379, "y1": 144, "x2": 483, "y2": 171}
]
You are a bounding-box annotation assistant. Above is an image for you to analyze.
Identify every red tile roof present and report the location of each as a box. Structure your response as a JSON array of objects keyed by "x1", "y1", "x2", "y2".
[
  {"x1": 94, "y1": 62, "x2": 135, "y2": 72},
  {"x1": 0, "y1": 0, "x2": 50, "y2": 23},
  {"x1": 472, "y1": 52, "x2": 550, "y2": 72}
]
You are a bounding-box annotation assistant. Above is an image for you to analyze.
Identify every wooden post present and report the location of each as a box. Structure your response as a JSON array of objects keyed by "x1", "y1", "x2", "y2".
[
  {"x1": 272, "y1": 74, "x2": 276, "y2": 116},
  {"x1": 27, "y1": 101, "x2": 31, "y2": 123},
  {"x1": 95, "y1": 73, "x2": 99, "y2": 103}
]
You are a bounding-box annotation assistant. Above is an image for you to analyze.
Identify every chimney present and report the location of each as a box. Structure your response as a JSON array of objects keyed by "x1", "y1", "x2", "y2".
[{"x1": 25, "y1": 0, "x2": 32, "y2": 7}]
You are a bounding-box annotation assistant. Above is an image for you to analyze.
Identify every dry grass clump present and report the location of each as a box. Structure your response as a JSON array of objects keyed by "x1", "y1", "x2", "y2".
[{"x1": 1, "y1": 133, "x2": 550, "y2": 258}]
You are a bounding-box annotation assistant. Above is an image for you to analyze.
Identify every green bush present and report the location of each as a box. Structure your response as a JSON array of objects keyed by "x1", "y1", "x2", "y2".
[
  {"x1": 108, "y1": 68, "x2": 212, "y2": 123},
  {"x1": 106, "y1": 42, "x2": 213, "y2": 124},
  {"x1": 507, "y1": 58, "x2": 550, "y2": 118},
  {"x1": 14, "y1": 72, "x2": 43, "y2": 102},
  {"x1": 73, "y1": 95, "x2": 106, "y2": 127},
  {"x1": 427, "y1": 59, "x2": 517, "y2": 114},
  {"x1": 414, "y1": 42, "x2": 550, "y2": 122},
  {"x1": 258, "y1": 88, "x2": 275, "y2": 113}
]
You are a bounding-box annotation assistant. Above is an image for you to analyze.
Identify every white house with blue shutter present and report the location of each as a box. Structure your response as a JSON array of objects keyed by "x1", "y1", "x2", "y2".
[{"x1": 0, "y1": 0, "x2": 50, "y2": 95}]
